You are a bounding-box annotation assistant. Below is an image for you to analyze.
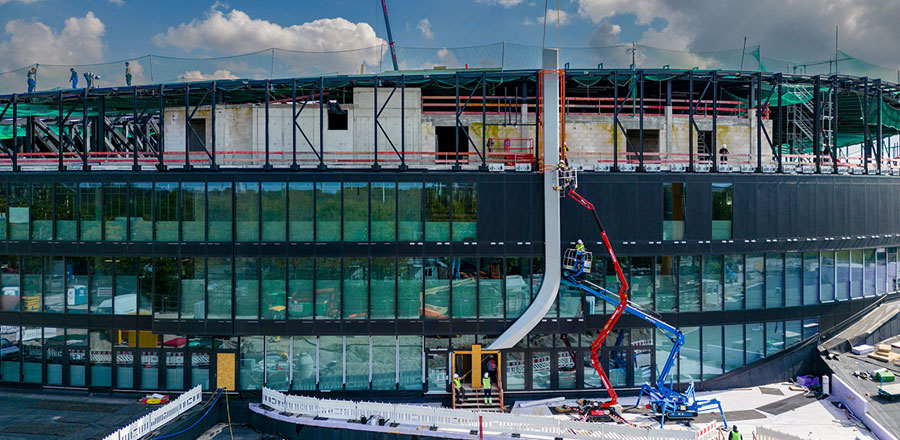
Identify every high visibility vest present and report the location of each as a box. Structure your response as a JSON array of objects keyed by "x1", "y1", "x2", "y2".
[
  {"x1": 452, "y1": 377, "x2": 461, "y2": 389},
  {"x1": 482, "y1": 377, "x2": 491, "y2": 389},
  {"x1": 729, "y1": 431, "x2": 742, "y2": 440}
]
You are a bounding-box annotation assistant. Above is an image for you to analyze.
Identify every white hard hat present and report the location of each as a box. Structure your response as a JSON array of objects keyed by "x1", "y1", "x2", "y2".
[
  {"x1": 577, "y1": 239, "x2": 583, "y2": 244},
  {"x1": 454, "y1": 373, "x2": 459, "y2": 378},
  {"x1": 484, "y1": 372, "x2": 489, "y2": 377}
]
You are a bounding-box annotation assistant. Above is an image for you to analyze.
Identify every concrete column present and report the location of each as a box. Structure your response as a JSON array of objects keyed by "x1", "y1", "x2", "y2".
[{"x1": 489, "y1": 49, "x2": 562, "y2": 350}]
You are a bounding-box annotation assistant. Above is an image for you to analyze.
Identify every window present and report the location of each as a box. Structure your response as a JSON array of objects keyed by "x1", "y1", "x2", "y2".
[
  {"x1": 207, "y1": 257, "x2": 232, "y2": 319},
  {"x1": 876, "y1": 248, "x2": 887, "y2": 295},
  {"x1": 480, "y1": 257, "x2": 503, "y2": 318},
  {"x1": 655, "y1": 256, "x2": 676, "y2": 312},
  {"x1": 802, "y1": 252, "x2": 819, "y2": 305},
  {"x1": 372, "y1": 336, "x2": 396, "y2": 390},
  {"x1": 288, "y1": 182, "x2": 313, "y2": 241},
  {"x1": 235, "y1": 257, "x2": 259, "y2": 319},
  {"x1": 319, "y1": 336, "x2": 343, "y2": 390},
  {"x1": 180, "y1": 257, "x2": 205, "y2": 320},
  {"x1": 398, "y1": 182, "x2": 422, "y2": 240},
  {"x1": 821, "y1": 251, "x2": 835, "y2": 302},
  {"x1": 261, "y1": 258, "x2": 286, "y2": 320},
  {"x1": 702, "y1": 255, "x2": 723, "y2": 311},
  {"x1": 785, "y1": 253, "x2": 802, "y2": 307},
  {"x1": 864, "y1": 248, "x2": 876, "y2": 297},
  {"x1": 8, "y1": 183, "x2": 29, "y2": 240},
  {"x1": 315, "y1": 182, "x2": 341, "y2": 241},
  {"x1": 345, "y1": 336, "x2": 369, "y2": 390},
  {"x1": 129, "y1": 183, "x2": 152, "y2": 241},
  {"x1": 315, "y1": 258, "x2": 341, "y2": 319},
  {"x1": 836, "y1": 250, "x2": 850, "y2": 300},
  {"x1": 505, "y1": 257, "x2": 531, "y2": 318},
  {"x1": 785, "y1": 320, "x2": 802, "y2": 349},
  {"x1": 32, "y1": 183, "x2": 52, "y2": 240},
  {"x1": 452, "y1": 183, "x2": 477, "y2": 241},
  {"x1": 343, "y1": 258, "x2": 368, "y2": 319},
  {"x1": 261, "y1": 182, "x2": 286, "y2": 242},
  {"x1": 43, "y1": 257, "x2": 64, "y2": 313},
  {"x1": 265, "y1": 336, "x2": 290, "y2": 390},
  {"x1": 343, "y1": 182, "x2": 369, "y2": 241},
  {"x1": 207, "y1": 182, "x2": 233, "y2": 242},
  {"x1": 153, "y1": 257, "x2": 179, "y2": 319},
  {"x1": 631, "y1": 257, "x2": 653, "y2": 309},
  {"x1": 850, "y1": 249, "x2": 863, "y2": 299},
  {"x1": 155, "y1": 183, "x2": 178, "y2": 242},
  {"x1": 371, "y1": 182, "x2": 396, "y2": 241},
  {"x1": 235, "y1": 182, "x2": 259, "y2": 242},
  {"x1": 724, "y1": 254, "x2": 744, "y2": 310},
  {"x1": 889, "y1": 247, "x2": 898, "y2": 293},
  {"x1": 22, "y1": 257, "x2": 41, "y2": 312},
  {"x1": 0, "y1": 256, "x2": 20, "y2": 312},
  {"x1": 239, "y1": 336, "x2": 263, "y2": 390},
  {"x1": 327, "y1": 110, "x2": 348, "y2": 130},
  {"x1": 746, "y1": 322, "x2": 764, "y2": 363},
  {"x1": 103, "y1": 183, "x2": 127, "y2": 241},
  {"x1": 663, "y1": 183, "x2": 685, "y2": 240},
  {"x1": 288, "y1": 258, "x2": 314, "y2": 319},
  {"x1": 398, "y1": 257, "x2": 423, "y2": 319},
  {"x1": 371, "y1": 258, "x2": 396, "y2": 319},
  {"x1": 399, "y1": 336, "x2": 422, "y2": 390},
  {"x1": 765, "y1": 254, "x2": 784, "y2": 308},
  {"x1": 0, "y1": 184, "x2": 7, "y2": 240},
  {"x1": 424, "y1": 257, "x2": 450, "y2": 319},
  {"x1": 679, "y1": 327, "x2": 700, "y2": 383},
  {"x1": 425, "y1": 182, "x2": 450, "y2": 241},
  {"x1": 702, "y1": 326, "x2": 722, "y2": 380},
  {"x1": 625, "y1": 129, "x2": 660, "y2": 154},
  {"x1": 745, "y1": 254, "x2": 764, "y2": 309},
  {"x1": 711, "y1": 183, "x2": 732, "y2": 240},
  {"x1": 435, "y1": 126, "x2": 469, "y2": 163},
  {"x1": 55, "y1": 183, "x2": 77, "y2": 240},
  {"x1": 181, "y1": 182, "x2": 205, "y2": 242},
  {"x1": 452, "y1": 258, "x2": 477, "y2": 318},
  {"x1": 114, "y1": 257, "x2": 138, "y2": 315},
  {"x1": 678, "y1": 256, "x2": 700, "y2": 312},
  {"x1": 292, "y1": 336, "x2": 316, "y2": 390},
  {"x1": 765, "y1": 321, "x2": 784, "y2": 356},
  {"x1": 68, "y1": 257, "x2": 89, "y2": 314},
  {"x1": 724, "y1": 324, "x2": 744, "y2": 372}
]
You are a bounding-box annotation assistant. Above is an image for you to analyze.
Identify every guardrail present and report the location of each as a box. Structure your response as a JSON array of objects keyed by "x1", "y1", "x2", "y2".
[
  {"x1": 101, "y1": 385, "x2": 203, "y2": 440},
  {"x1": 261, "y1": 387, "x2": 719, "y2": 440}
]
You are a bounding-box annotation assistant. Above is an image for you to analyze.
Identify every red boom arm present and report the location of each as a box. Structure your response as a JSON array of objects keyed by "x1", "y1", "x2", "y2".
[{"x1": 568, "y1": 189, "x2": 629, "y2": 408}]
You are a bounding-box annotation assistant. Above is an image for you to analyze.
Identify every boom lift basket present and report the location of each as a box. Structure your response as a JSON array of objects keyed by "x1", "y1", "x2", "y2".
[
  {"x1": 553, "y1": 165, "x2": 578, "y2": 197},
  {"x1": 562, "y1": 248, "x2": 592, "y2": 273}
]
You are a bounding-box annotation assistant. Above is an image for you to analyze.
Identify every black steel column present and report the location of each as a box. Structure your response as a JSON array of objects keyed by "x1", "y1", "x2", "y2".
[
  {"x1": 813, "y1": 75, "x2": 821, "y2": 174},
  {"x1": 613, "y1": 71, "x2": 619, "y2": 170},
  {"x1": 400, "y1": 74, "x2": 407, "y2": 170},
  {"x1": 133, "y1": 87, "x2": 140, "y2": 171},
  {"x1": 454, "y1": 72, "x2": 461, "y2": 171},
  {"x1": 638, "y1": 70, "x2": 644, "y2": 171},
  {"x1": 158, "y1": 84, "x2": 166, "y2": 171},
  {"x1": 58, "y1": 90, "x2": 64, "y2": 171},
  {"x1": 688, "y1": 70, "x2": 694, "y2": 172},
  {"x1": 373, "y1": 75, "x2": 380, "y2": 170},
  {"x1": 751, "y1": 74, "x2": 759, "y2": 172},
  {"x1": 10, "y1": 94, "x2": 17, "y2": 171},
  {"x1": 291, "y1": 79, "x2": 298, "y2": 170},
  {"x1": 185, "y1": 84, "x2": 191, "y2": 170},
  {"x1": 712, "y1": 71, "x2": 718, "y2": 172},
  {"x1": 777, "y1": 74, "x2": 783, "y2": 173},
  {"x1": 318, "y1": 76, "x2": 325, "y2": 170},
  {"x1": 211, "y1": 81, "x2": 217, "y2": 170},
  {"x1": 831, "y1": 76, "x2": 838, "y2": 173},
  {"x1": 82, "y1": 87, "x2": 89, "y2": 171},
  {"x1": 757, "y1": 73, "x2": 764, "y2": 171},
  {"x1": 876, "y1": 79, "x2": 883, "y2": 173},
  {"x1": 482, "y1": 73, "x2": 487, "y2": 170},
  {"x1": 264, "y1": 79, "x2": 272, "y2": 170},
  {"x1": 863, "y1": 77, "x2": 869, "y2": 174}
]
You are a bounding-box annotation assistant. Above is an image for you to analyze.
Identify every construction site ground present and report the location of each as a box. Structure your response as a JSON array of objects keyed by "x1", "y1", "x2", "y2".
[{"x1": 510, "y1": 382, "x2": 878, "y2": 440}]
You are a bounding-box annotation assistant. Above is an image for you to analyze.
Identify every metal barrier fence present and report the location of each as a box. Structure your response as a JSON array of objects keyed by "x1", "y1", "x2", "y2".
[
  {"x1": 260, "y1": 387, "x2": 720, "y2": 440},
  {"x1": 101, "y1": 385, "x2": 203, "y2": 440},
  {"x1": 754, "y1": 426, "x2": 807, "y2": 440}
]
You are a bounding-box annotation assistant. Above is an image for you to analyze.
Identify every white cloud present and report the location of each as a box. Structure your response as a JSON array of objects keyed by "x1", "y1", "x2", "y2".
[
  {"x1": 179, "y1": 69, "x2": 239, "y2": 82},
  {"x1": 588, "y1": 21, "x2": 621, "y2": 47},
  {"x1": 476, "y1": 0, "x2": 526, "y2": 8},
  {"x1": 524, "y1": 9, "x2": 570, "y2": 26},
  {"x1": 0, "y1": 12, "x2": 106, "y2": 71},
  {"x1": 0, "y1": 0, "x2": 41, "y2": 4},
  {"x1": 417, "y1": 18, "x2": 433, "y2": 39},
  {"x1": 108, "y1": 0, "x2": 125, "y2": 5}
]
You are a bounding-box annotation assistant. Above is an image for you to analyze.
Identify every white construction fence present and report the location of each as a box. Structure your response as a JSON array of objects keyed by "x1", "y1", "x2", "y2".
[
  {"x1": 101, "y1": 385, "x2": 204, "y2": 440},
  {"x1": 261, "y1": 387, "x2": 720, "y2": 440}
]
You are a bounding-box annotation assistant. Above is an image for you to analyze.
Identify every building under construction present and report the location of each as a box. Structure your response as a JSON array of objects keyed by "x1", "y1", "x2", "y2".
[{"x1": 0, "y1": 48, "x2": 899, "y2": 414}]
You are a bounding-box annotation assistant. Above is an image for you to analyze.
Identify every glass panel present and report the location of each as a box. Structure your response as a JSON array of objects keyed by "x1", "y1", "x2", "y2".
[
  {"x1": 724, "y1": 324, "x2": 743, "y2": 373},
  {"x1": 103, "y1": 183, "x2": 127, "y2": 241},
  {"x1": 655, "y1": 256, "x2": 676, "y2": 312},
  {"x1": 505, "y1": 257, "x2": 531, "y2": 318},
  {"x1": 164, "y1": 338, "x2": 184, "y2": 391},
  {"x1": 261, "y1": 258, "x2": 286, "y2": 320},
  {"x1": 480, "y1": 257, "x2": 503, "y2": 318},
  {"x1": 154, "y1": 182, "x2": 178, "y2": 242},
  {"x1": 90, "y1": 257, "x2": 114, "y2": 314},
  {"x1": 850, "y1": 249, "x2": 863, "y2": 299},
  {"x1": 180, "y1": 257, "x2": 205, "y2": 320},
  {"x1": 79, "y1": 183, "x2": 101, "y2": 241},
  {"x1": 802, "y1": 318, "x2": 820, "y2": 340},
  {"x1": 398, "y1": 182, "x2": 422, "y2": 241},
  {"x1": 0, "y1": 183, "x2": 6, "y2": 240},
  {"x1": 22, "y1": 256, "x2": 41, "y2": 312},
  {"x1": 765, "y1": 321, "x2": 784, "y2": 356},
  {"x1": 702, "y1": 326, "x2": 722, "y2": 380},
  {"x1": 765, "y1": 254, "x2": 783, "y2": 308},
  {"x1": 235, "y1": 182, "x2": 259, "y2": 242},
  {"x1": 44, "y1": 257, "x2": 64, "y2": 313},
  {"x1": 153, "y1": 257, "x2": 179, "y2": 319},
  {"x1": 55, "y1": 183, "x2": 77, "y2": 240},
  {"x1": 0, "y1": 326, "x2": 20, "y2": 382},
  {"x1": 343, "y1": 258, "x2": 368, "y2": 319},
  {"x1": 319, "y1": 336, "x2": 343, "y2": 390},
  {"x1": 424, "y1": 182, "x2": 450, "y2": 241},
  {"x1": 785, "y1": 253, "x2": 802, "y2": 307},
  {"x1": 0, "y1": 256, "x2": 20, "y2": 312},
  {"x1": 631, "y1": 257, "x2": 653, "y2": 309},
  {"x1": 114, "y1": 258, "x2": 139, "y2": 315},
  {"x1": 235, "y1": 258, "x2": 259, "y2": 320},
  {"x1": 9, "y1": 182, "x2": 29, "y2": 240},
  {"x1": 711, "y1": 183, "x2": 732, "y2": 240},
  {"x1": 678, "y1": 256, "x2": 700, "y2": 312},
  {"x1": 583, "y1": 349, "x2": 602, "y2": 389},
  {"x1": 343, "y1": 182, "x2": 368, "y2": 241},
  {"x1": 745, "y1": 254, "x2": 764, "y2": 309},
  {"x1": 129, "y1": 183, "x2": 152, "y2": 241},
  {"x1": 398, "y1": 336, "x2": 422, "y2": 390},
  {"x1": 821, "y1": 251, "x2": 835, "y2": 302},
  {"x1": 864, "y1": 248, "x2": 876, "y2": 297},
  {"x1": 451, "y1": 258, "x2": 477, "y2": 318},
  {"x1": 207, "y1": 257, "x2": 232, "y2": 320},
  {"x1": 532, "y1": 351, "x2": 551, "y2": 390},
  {"x1": 140, "y1": 349, "x2": 158, "y2": 389},
  {"x1": 803, "y1": 252, "x2": 819, "y2": 305},
  {"x1": 679, "y1": 326, "x2": 700, "y2": 383},
  {"x1": 191, "y1": 352, "x2": 209, "y2": 390},
  {"x1": 32, "y1": 183, "x2": 52, "y2": 240},
  {"x1": 67, "y1": 257, "x2": 89, "y2": 314},
  {"x1": 371, "y1": 182, "x2": 396, "y2": 241},
  {"x1": 371, "y1": 258, "x2": 396, "y2": 319},
  {"x1": 663, "y1": 182, "x2": 685, "y2": 240},
  {"x1": 702, "y1": 255, "x2": 723, "y2": 311},
  {"x1": 372, "y1": 336, "x2": 396, "y2": 390},
  {"x1": 22, "y1": 327, "x2": 41, "y2": 383},
  {"x1": 785, "y1": 320, "x2": 802, "y2": 349},
  {"x1": 315, "y1": 258, "x2": 341, "y2": 319},
  {"x1": 261, "y1": 182, "x2": 286, "y2": 242},
  {"x1": 181, "y1": 182, "x2": 205, "y2": 242},
  {"x1": 451, "y1": 182, "x2": 476, "y2": 241},
  {"x1": 315, "y1": 182, "x2": 341, "y2": 241},
  {"x1": 47, "y1": 344, "x2": 65, "y2": 385},
  {"x1": 346, "y1": 336, "x2": 369, "y2": 390},
  {"x1": 724, "y1": 254, "x2": 743, "y2": 310},
  {"x1": 889, "y1": 247, "x2": 898, "y2": 293},
  {"x1": 292, "y1": 336, "x2": 316, "y2": 391},
  {"x1": 876, "y1": 248, "x2": 887, "y2": 295},
  {"x1": 239, "y1": 336, "x2": 263, "y2": 390},
  {"x1": 288, "y1": 182, "x2": 313, "y2": 241},
  {"x1": 654, "y1": 329, "x2": 675, "y2": 387},
  {"x1": 631, "y1": 329, "x2": 652, "y2": 387},
  {"x1": 586, "y1": 257, "x2": 608, "y2": 315},
  {"x1": 426, "y1": 351, "x2": 447, "y2": 392},
  {"x1": 398, "y1": 257, "x2": 423, "y2": 319},
  {"x1": 424, "y1": 257, "x2": 450, "y2": 319},
  {"x1": 288, "y1": 258, "x2": 314, "y2": 319},
  {"x1": 265, "y1": 336, "x2": 290, "y2": 390},
  {"x1": 207, "y1": 182, "x2": 233, "y2": 242},
  {"x1": 835, "y1": 250, "x2": 850, "y2": 301}
]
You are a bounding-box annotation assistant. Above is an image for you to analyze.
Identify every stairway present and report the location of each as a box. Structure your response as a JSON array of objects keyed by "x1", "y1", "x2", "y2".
[{"x1": 453, "y1": 386, "x2": 504, "y2": 412}]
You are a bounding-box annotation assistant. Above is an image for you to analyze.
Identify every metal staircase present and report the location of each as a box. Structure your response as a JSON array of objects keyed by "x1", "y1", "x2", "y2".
[{"x1": 786, "y1": 85, "x2": 833, "y2": 154}]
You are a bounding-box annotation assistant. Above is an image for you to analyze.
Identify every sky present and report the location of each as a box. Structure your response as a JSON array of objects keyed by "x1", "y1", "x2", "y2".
[{"x1": 0, "y1": 0, "x2": 898, "y2": 73}]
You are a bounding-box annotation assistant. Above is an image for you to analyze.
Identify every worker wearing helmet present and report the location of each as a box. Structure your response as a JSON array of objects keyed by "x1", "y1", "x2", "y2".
[
  {"x1": 482, "y1": 372, "x2": 493, "y2": 404},
  {"x1": 729, "y1": 425, "x2": 741, "y2": 440},
  {"x1": 575, "y1": 239, "x2": 586, "y2": 254},
  {"x1": 452, "y1": 373, "x2": 465, "y2": 405}
]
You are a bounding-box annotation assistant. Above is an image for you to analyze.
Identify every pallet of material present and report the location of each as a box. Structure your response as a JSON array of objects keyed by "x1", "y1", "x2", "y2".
[
  {"x1": 892, "y1": 341, "x2": 900, "y2": 350},
  {"x1": 868, "y1": 345, "x2": 900, "y2": 363},
  {"x1": 878, "y1": 383, "x2": 900, "y2": 401},
  {"x1": 852, "y1": 344, "x2": 875, "y2": 355}
]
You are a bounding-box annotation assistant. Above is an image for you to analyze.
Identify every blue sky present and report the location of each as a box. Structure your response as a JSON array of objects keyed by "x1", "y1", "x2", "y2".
[{"x1": 0, "y1": 0, "x2": 897, "y2": 72}]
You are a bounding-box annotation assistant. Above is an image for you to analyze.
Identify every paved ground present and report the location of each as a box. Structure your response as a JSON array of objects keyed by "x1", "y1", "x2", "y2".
[
  {"x1": 0, "y1": 389, "x2": 153, "y2": 440},
  {"x1": 825, "y1": 340, "x2": 900, "y2": 437},
  {"x1": 198, "y1": 423, "x2": 283, "y2": 440}
]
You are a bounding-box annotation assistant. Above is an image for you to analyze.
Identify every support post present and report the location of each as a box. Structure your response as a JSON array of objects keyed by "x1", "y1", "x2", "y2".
[
  {"x1": 82, "y1": 87, "x2": 90, "y2": 171},
  {"x1": 638, "y1": 70, "x2": 644, "y2": 171},
  {"x1": 712, "y1": 71, "x2": 718, "y2": 171},
  {"x1": 133, "y1": 86, "x2": 140, "y2": 171},
  {"x1": 11, "y1": 95, "x2": 17, "y2": 171},
  {"x1": 211, "y1": 81, "x2": 217, "y2": 170},
  {"x1": 318, "y1": 77, "x2": 326, "y2": 170},
  {"x1": 291, "y1": 79, "x2": 298, "y2": 170},
  {"x1": 813, "y1": 75, "x2": 821, "y2": 174},
  {"x1": 613, "y1": 71, "x2": 619, "y2": 170},
  {"x1": 482, "y1": 73, "x2": 487, "y2": 170},
  {"x1": 831, "y1": 76, "x2": 838, "y2": 173},
  {"x1": 264, "y1": 79, "x2": 272, "y2": 170},
  {"x1": 58, "y1": 90, "x2": 64, "y2": 171},
  {"x1": 373, "y1": 75, "x2": 380, "y2": 170},
  {"x1": 777, "y1": 74, "x2": 783, "y2": 173},
  {"x1": 158, "y1": 84, "x2": 166, "y2": 171},
  {"x1": 400, "y1": 74, "x2": 407, "y2": 170},
  {"x1": 863, "y1": 77, "x2": 869, "y2": 173},
  {"x1": 688, "y1": 70, "x2": 694, "y2": 172},
  {"x1": 185, "y1": 83, "x2": 191, "y2": 170},
  {"x1": 751, "y1": 74, "x2": 759, "y2": 172},
  {"x1": 454, "y1": 72, "x2": 461, "y2": 171},
  {"x1": 877, "y1": 79, "x2": 883, "y2": 173}
]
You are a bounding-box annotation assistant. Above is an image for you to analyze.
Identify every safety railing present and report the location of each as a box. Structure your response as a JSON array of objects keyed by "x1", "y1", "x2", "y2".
[
  {"x1": 101, "y1": 385, "x2": 203, "y2": 440},
  {"x1": 260, "y1": 387, "x2": 719, "y2": 440}
]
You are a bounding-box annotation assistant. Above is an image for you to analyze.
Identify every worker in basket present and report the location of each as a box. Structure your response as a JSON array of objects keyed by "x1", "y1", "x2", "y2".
[{"x1": 574, "y1": 239, "x2": 588, "y2": 271}]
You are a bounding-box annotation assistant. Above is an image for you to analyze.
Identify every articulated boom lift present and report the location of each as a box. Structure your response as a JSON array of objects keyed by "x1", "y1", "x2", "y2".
[{"x1": 555, "y1": 166, "x2": 727, "y2": 427}]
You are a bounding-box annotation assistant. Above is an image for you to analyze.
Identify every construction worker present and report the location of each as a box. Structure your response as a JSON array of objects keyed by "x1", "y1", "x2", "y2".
[
  {"x1": 69, "y1": 68, "x2": 78, "y2": 88},
  {"x1": 452, "y1": 373, "x2": 465, "y2": 405},
  {"x1": 575, "y1": 239, "x2": 586, "y2": 254},
  {"x1": 482, "y1": 372, "x2": 492, "y2": 404},
  {"x1": 125, "y1": 62, "x2": 132, "y2": 86},
  {"x1": 729, "y1": 425, "x2": 741, "y2": 440},
  {"x1": 26, "y1": 65, "x2": 38, "y2": 93},
  {"x1": 719, "y1": 143, "x2": 729, "y2": 163}
]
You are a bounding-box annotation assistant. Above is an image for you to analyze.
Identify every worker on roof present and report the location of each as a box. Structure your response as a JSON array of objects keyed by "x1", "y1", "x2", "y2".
[
  {"x1": 719, "y1": 143, "x2": 729, "y2": 163},
  {"x1": 69, "y1": 68, "x2": 78, "y2": 89},
  {"x1": 729, "y1": 425, "x2": 741, "y2": 440},
  {"x1": 26, "y1": 65, "x2": 38, "y2": 93},
  {"x1": 452, "y1": 373, "x2": 465, "y2": 405},
  {"x1": 482, "y1": 372, "x2": 493, "y2": 404},
  {"x1": 125, "y1": 62, "x2": 132, "y2": 86}
]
